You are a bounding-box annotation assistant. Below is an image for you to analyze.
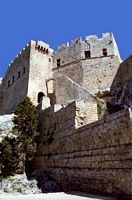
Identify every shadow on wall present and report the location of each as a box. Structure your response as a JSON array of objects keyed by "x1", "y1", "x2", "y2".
[
  {"x1": 109, "y1": 55, "x2": 132, "y2": 110},
  {"x1": 110, "y1": 55, "x2": 132, "y2": 94}
]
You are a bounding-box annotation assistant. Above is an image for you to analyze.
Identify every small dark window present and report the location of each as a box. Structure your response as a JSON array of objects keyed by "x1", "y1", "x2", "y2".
[
  {"x1": 43, "y1": 48, "x2": 46, "y2": 54},
  {"x1": 8, "y1": 80, "x2": 10, "y2": 88},
  {"x1": 57, "y1": 59, "x2": 61, "y2": 67},
  {"x1": 12, "y1": 76, "x2": 15, "y2": 83},
  {"x1": 85, "y1": 51, "x2": 91, "y2": 59},
  {"x1": 49, "y1": 58, "x2": 51, "y2": 62},
  {"x1": 46, "y1": 49, "x2": 49, "y2": 54},
  {"x1": 40, "y1": 46, "x2": 43, "y2": 51},
  {"x1": 23, "y1": 67, "x2": 25, "y2": 74},
  {"x1": 18, "y1": 71, "x2": 20, "y2": 79},
  {"x1": 103, "y1": 48, "x2": 107, "y2": 56}
]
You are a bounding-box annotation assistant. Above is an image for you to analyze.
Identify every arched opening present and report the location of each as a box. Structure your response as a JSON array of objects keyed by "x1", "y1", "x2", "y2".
[
  {"x1": 46, "y1": 78, "x2": 56, "y2": 105},
  {"x1": 38, "y1": 92, "x2": 45, "y2": 103}
]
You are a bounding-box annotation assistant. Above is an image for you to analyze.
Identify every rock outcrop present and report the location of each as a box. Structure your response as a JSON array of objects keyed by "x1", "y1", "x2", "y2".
[
  {"x1": 0, "y1": 114, "x2": 15, "y2": 143},
  {"x1": 0, "y1": 174, "x2": 41, "y2": 195}
]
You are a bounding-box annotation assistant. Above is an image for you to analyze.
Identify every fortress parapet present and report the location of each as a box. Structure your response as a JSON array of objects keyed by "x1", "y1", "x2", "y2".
[{"x1": 54, "y1": 32, "x2": 121, "y2": 68}]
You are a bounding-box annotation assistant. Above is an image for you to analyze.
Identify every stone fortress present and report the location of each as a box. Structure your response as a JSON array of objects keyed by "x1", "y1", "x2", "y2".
[{"x1": 1, "y1": 32, "x2": 132, "y2": 199}]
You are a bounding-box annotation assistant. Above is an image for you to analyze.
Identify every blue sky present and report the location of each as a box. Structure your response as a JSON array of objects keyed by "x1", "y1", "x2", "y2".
[{"x1": 0, "y1": 0, "x2": 132, "y2": 77}]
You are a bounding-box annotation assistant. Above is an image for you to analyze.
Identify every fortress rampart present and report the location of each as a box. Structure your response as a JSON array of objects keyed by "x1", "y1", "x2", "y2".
[
  {"x1": 54, "y1": 33, "x2": 121, "y2": 66},
  {"x1": 34, "y1": 106, "x2": 132, "y2": 199}
]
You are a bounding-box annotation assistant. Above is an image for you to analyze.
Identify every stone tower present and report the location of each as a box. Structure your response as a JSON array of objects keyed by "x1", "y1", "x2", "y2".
[{"x1": 1, "y1": 41, "x2": 53, "y2": 114}]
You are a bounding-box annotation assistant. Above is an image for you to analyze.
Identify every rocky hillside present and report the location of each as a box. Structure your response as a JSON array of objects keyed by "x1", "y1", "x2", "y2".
[{"x1": 0, "y1": 114, "x2": 15, "y2": 143}]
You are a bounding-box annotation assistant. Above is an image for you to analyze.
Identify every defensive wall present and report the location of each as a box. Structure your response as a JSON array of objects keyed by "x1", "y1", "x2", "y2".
[{"x1": 33, "y1": 106, "x2": 132, "y2": 199}]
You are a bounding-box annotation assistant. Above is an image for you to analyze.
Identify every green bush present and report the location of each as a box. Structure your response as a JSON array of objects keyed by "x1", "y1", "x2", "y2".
[
  {"x1": 13, "y1": 97, "x2": 39, "y2": 161},
  {"x1": 0, "y1": 137, "x2": 24, "y2": 175}
]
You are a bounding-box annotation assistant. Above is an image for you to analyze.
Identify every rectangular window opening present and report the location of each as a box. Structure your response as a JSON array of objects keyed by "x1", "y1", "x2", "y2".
[
  {"x1": 57, "y1": 59, "x2": 61, "y2": 67},
  {"x1": 85, "y1": 51, "x2": 91, "y2": 59},
  {"x1": 12, "y1": 76, "x2": 15, "y2": 83},
  {"x1": 8, "y1": 80, "x2": 10, "y2": 88},
  {"x1": 103, "y1": 48, "x2": 107, "y2": 56},
  {"x1": 18, "y1": 71, "x2": 20, "y2": 79},
  {"x1": 23, "y1": 68, "x2": 25, "y2": 74}
]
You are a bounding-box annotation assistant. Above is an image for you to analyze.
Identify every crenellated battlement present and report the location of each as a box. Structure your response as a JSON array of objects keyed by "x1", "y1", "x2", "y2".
[
  {"x1": 32, "y1": 40, "x2": 53, "y2": 55},
  {"x1": 57, "y1": 32, "x2": 113, "y2": 50},
  {"x1": 6, "y1": 40, "x2": 53, "y2": 72},
  {"x1": 7, "y1": 42, "x2": 30, "y2": 70},
  {"x1": 54, "y1": 32, "x2": 121, "y2": 68}
]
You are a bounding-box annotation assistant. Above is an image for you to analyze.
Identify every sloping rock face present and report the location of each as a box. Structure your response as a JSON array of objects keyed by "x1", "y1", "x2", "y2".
[
  {"x1": 0, "y1": 114, "x2": 15, "y2": 143},
  {"x1": 0, "y1": 114, "x2": 15, "y2": 174}
]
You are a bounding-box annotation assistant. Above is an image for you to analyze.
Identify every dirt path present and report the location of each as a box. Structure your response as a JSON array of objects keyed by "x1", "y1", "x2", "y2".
[{"x1": 0, "y1": 192, "x2": 117, "y2": 200}]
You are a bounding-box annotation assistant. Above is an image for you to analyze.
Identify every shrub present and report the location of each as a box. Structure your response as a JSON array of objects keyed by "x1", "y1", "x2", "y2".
[{"x1": 13, "y1": 97, "x2": 39, "y2": 162}]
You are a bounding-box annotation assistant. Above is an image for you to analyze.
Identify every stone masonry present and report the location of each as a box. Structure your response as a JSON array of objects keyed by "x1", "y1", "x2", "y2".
[{"x1": 34, "y1": 107, "x2": 132, "y2": 199}]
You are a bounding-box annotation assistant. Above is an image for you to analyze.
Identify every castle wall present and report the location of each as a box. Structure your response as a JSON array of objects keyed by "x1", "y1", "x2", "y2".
[
  {"x1": 53, "y1": 56, "x2": 120, "y2": 94},
  {"x1": 53, "y1": 33, "x2": 121, "y2": 94},
  {"x1": 38, "y1": 100, "x2": 98, "y2": 140},
  {"x1": 55, "y1": 75, "x2": 96, "y2": 104},
  {"x1": 2, "y1": 45, "x2": 30, "y2": 114},
  {"x1": 34, "y1": 109, "x2": 132, "y2": 199},
  {"x1": 28, "y1": 41, "x2": 54, "y2": 106}
]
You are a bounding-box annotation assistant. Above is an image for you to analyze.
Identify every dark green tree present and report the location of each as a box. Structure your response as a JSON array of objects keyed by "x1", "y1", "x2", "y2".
[
  {"x1": 13, "y1": 97, "x2": 39, "y2": 162},
  {"x1": 0, "y1": 137, "x2": 24, "y2": 175},
  {"x1": 0, "y1": 97, "x2": 39, "y2": 175}
]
